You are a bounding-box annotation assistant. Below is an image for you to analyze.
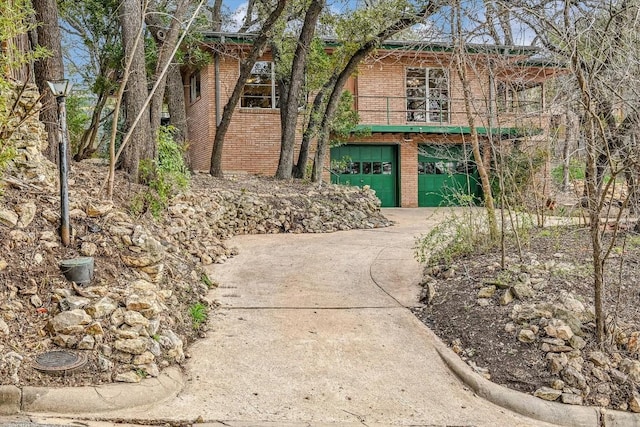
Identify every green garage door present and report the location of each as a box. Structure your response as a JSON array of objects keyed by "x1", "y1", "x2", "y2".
[
  {"x1": 330, "y1": 145, "x2": 397, "y2": 207},
  {"x1": 418, "y1": 145, "x2": 482, "y2": 207}
]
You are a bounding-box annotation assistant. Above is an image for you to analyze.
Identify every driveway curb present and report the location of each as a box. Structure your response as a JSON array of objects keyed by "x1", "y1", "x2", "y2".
[
  {"x1": 424, "y1": 326, "x2": 640, "y2": 427},
  {"x1": 0, "y1": 367, "x2": 183, "y2": 415}
]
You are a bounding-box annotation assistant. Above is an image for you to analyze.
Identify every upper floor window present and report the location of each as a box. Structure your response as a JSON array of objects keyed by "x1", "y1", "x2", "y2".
[
  {"x1": 190, "y1": 71, "x2": 201, "y2": 103},
  {"x1": 497, "y1": 82, "x2": 542, "y2": 114},
  {"x1": 406, "y1": 68, "x2": 449, "y2": 123},
  {"x1": 241, "y1": 61, "x2": 279, "y2": 109}
]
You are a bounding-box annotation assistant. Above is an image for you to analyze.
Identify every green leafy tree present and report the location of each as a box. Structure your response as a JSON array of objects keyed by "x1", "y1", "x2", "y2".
[{"x1": 58, "y1": 0, "x2": 121, "y2": 160}]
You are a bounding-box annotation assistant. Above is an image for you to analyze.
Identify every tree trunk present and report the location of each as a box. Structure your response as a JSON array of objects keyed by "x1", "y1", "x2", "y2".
[
  {"x1": 31, "y1": 0, "x2": 65, "y2": 163},
  {"x1": 74, "y1": 91, "x2": 108, "y2": 160},
  {"x1": 294, "y1": 83, "x2": 330, "y2": 178},
  {"x1": 119, "y1": 0, "x2": 151, "y2": 179},
  {"x1": 561, "y1": 108, "x2": 577, "y2": 192},
  {"x1": 452, "y1": 4, "x2": 498, "y2": 240},
  {"x1": 146, "y1": 0, "x2": 190, "y2": 158},
  {"x1": 275, "y1": 0, "x2": 324, "y2": 180},
  {"x1": 239, "y1": 0, "x2": 256, "y2": 32},
  {"x1": 166, "y1": 65, "x2": 188, "y2": 146},
  {"x1": 209, "y1": 0, "x2": 223, "y2": 31},
  {"x1": 209, "y1": 0, "x2": 287, "y2": 177}
]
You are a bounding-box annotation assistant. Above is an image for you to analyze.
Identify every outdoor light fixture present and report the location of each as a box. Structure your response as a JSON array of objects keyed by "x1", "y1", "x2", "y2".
[
  {"x1": 46, "y1": 79, "x2": 73, "y2": 97},
  {"x1": 47, "y1": 78, "x2": 73, "y2": 246}
]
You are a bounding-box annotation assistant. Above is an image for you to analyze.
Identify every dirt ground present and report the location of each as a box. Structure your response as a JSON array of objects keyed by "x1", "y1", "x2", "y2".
[{"x1": 413, "y1": 216, "x2": 640, "y2": 411}]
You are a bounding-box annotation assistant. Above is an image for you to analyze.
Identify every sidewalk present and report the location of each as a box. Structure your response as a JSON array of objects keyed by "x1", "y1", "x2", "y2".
[{"x1": 4, "y1": 208, "x2": 603, "y2": 426}]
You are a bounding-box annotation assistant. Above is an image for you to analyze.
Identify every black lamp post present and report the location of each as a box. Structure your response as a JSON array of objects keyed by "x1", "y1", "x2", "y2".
[{"x1": 46, "y1": 79, "x2": 73, "y2": 246}]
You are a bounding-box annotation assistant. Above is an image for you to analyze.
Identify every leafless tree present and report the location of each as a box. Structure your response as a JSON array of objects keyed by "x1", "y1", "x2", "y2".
[{"x1": 507, "y1": 0, "x2": 640, "y2": 344}]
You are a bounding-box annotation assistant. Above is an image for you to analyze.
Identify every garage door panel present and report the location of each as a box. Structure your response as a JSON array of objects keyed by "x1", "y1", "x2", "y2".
[
  {"x1": 418, "y1": 145, "x2": 482, "y2": 207},
  {"x1": 330, "y1": 145, "x2": 397, "y2": 207}
]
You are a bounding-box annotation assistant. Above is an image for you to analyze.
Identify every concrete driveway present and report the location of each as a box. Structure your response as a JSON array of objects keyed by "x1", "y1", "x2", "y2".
[
  {"x1": 12, "y1": 208, "x2": 562, "y2": 427},
  {"x1": 83, "y1": 207, "x2": 551, "y2": 426}
]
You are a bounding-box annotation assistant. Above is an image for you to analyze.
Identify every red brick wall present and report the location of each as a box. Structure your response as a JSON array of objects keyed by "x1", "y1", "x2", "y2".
[
  {"x1": 187, "y1": 54, "x2": 304, "y2": 175},
  {"x1": 185, "y1": 65, "x2": 213, "y2": 171}
]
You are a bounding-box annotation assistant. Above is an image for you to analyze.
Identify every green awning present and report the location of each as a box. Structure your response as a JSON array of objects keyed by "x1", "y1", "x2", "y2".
[{"x1": 353, "y1": 124, "x2": 542, "y2": 138}]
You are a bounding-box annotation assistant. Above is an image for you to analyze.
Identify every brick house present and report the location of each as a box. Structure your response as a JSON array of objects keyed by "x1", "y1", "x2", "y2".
[{"x1": 184, "y1": 33, "x2": 558, "y2": 207}]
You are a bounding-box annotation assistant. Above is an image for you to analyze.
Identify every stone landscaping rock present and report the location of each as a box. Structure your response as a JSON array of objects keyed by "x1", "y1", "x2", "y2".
[
  {"x1": 500, "y1": 289, "x2": 514, "y2": 305},
  {"x1": 48, "y1": 309, "x2": 92, "y2": 334},
  {"x1": 16, "y1": 202, "x2": 36, "y2": 228},
  {"x1": 629, "y1": 392, "x2": 640, "y2": 413},
  {"x1": 518, "y1": 329, "x2": 536, "y2": 343},
  {"x1": 512, "y1": 282, "x2": 534, "y2": 300},
  {"x1": 0, "y1": 209, "x2": 19, "y2": 227},
  {"x1": 114, "y1": 338, "x2": 149, "y2": 355},
  {"x1": 561, "y1": 393, "x2": 583, "y2": 405},
  {"x1": 588, "y1": 351, "x2": 609, "y2": 367},
  {"x1": 569, "y1": 335, "x2": 586, "y2": 350},
  {"x1": 114, "y1": 371, "x2": 141, "y2": 383},
  {"x1": 619, "y1": 358, "x2": 640, "y2": 382},
  {"x1": 477, "y1": 286, "x2": 496, "y2": 298},
  {"x1": 561, "y1": 366, "x2": 587, "y2": 390},
  {"x1": 86, "y1": 297, "x2": 117, "y2": 318},
  {"x1": 534, "y1": 387, "x2": 562, "y2": 401}
]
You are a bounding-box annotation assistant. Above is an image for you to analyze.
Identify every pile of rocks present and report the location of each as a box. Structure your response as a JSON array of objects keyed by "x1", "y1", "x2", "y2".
[
  {"x1": 0, "y1": 195, "x2": 202, "y2": 385},
  {"x1": 0, "y1": 156, "x2": 391, "y2": 386},
  {"x1": 422, "y1": 254, "x2": 640, "y2": 413},
  {"x1": 511, "y1": 297, "x2": 640, "y2": 411},
  {"x1": 1, "y1": 81, "x2": 57, "y2": 188},
  {"x1": 161, "y1": 179, "x2": 391, "y2": 265}
]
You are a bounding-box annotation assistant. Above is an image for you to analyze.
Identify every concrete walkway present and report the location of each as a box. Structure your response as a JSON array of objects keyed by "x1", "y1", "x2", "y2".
[
  {"x1": 80, "y1": 208, "x2": 554, "y2": 426},
  {"x1": 7, "y1": 208, "x2": 565, "y2": 426}
]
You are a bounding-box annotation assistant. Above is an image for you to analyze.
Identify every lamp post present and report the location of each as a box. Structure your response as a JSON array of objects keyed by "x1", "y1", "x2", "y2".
[{"x1": 46, "y1": 79, "x2": 73, "y2": 246}]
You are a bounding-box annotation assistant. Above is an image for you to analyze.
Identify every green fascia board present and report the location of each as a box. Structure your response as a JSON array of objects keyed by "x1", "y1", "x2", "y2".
[
  {"x1": 353, "y1": 124, "x2": 542, "y2": 138},
  {"x1": 201, "y1": 32, "x2": 540, "y2": 57}
]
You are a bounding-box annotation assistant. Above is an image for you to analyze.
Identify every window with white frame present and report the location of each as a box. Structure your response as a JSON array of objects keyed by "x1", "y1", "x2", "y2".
[
  {"x1": 241, "y1": 61, "x2": 279, "y2": 108},
  {"x1": 406, "y1": 67, "x2": 449, "y2": 123},
  {"x1": 189, "y1": 71, "x2": 201, "y2": 103}
]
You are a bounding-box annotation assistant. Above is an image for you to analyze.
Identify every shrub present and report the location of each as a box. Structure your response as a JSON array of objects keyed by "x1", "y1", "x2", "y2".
[{"x1": 131, "y1": 126, "x2": 190, "y2": 218}]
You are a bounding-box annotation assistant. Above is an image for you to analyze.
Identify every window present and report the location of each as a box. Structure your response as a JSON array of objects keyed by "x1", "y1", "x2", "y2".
[
  {"x1": 406, "y1": 68, "x2": 449, "y2": 123},
  {"x1": 241, "y1": 61, "x2": 279, "y2": 108},
  {"x1": 497, "y1": 82, "x2": 542, "y2": 113},
  {"x1": 190, "y1": 71, "x2": 201, "y2": 103}
]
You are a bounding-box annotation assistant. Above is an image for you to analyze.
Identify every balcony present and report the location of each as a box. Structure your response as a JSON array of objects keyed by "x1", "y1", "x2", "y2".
[{"x1": 353, "y1": 94, "x2": 550, "y2": 139}]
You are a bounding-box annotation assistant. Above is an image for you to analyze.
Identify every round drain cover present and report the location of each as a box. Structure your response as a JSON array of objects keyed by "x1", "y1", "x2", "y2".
[{"x1": 32, "y1": 350, "x2": 87, "y2": 374}]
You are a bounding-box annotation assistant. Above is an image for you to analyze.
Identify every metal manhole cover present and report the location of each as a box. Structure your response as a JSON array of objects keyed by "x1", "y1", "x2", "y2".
[{"x1": 32, "y1": 350, "x2": 87, "y2": 374}]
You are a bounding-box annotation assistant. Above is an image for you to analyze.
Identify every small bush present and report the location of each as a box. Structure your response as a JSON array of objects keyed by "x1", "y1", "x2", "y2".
[
  {"x1": 189, "y1": 302, "x2": 207, "y2": 329},
  {"x1": 492, "y1": 147, "x2": 548, "y2": 208},
  {"x1": 415, "y1": 209, "x2": 493, "y2": 266},
  {"x1": 131, "y1": 126, "x2": 190, "y2": 218}
]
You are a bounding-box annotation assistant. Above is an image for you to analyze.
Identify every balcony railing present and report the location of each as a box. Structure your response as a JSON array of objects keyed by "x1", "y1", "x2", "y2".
[{"x1": 354, "y1": 95, "x2": 549, "y2": 133}]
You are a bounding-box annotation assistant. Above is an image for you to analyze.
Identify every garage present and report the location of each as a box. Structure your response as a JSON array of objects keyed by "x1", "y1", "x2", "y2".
[
  {"x1": 330, "y1": 145, "x2": 398, "y2": 207},
  {"x1": 418, "y1": 144, "x2": 482, "y2": 207}
]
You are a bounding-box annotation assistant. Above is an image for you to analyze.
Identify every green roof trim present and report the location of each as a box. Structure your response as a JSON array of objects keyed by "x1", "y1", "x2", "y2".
[
  {"x1": 201, "y1": 32, "x2": 541, "y2": 57},
  {"x1": 353, "y1": 124, "x2": 542, "y2": 138}
]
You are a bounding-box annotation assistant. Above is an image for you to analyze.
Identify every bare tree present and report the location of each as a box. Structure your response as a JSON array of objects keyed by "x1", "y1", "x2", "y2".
[
  {"x1": 145, "y1": 0, "x2": 191, "y2": 152},
  {"x1": 509, "y1": 0, "x2": 640, "y2": 344}
]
